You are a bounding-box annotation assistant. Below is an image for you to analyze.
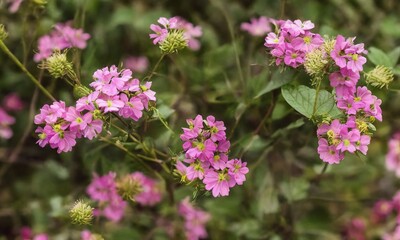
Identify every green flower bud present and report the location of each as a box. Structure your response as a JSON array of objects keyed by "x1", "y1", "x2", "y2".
[
  {"x1": 365, "y1": 65, "x2": 394, "y2": 89},
  {"x1": 304, "y1": 48, "x2": 328, "y2": 77},
  {"x1": 40, "y1": 51, "x2": 74, "y2": 79},
  {"x1": 0, "y1": 24, "x2": 8, "y2": 40},
  {"x1": 116, "y1": 175, "x2": 142, "y2": 202},
  {"x1": 69, "y1": 200, "x2": 93, "y2": 225},
  {"x1": 323, "y1": 38, "x2": 336, "y2": 56},
  {"x1": 73, "y1": 84, "x2": 92, "y2": 99},
  {"x1": 159, "y1": 29, "x2": 188, "y2": 54}
]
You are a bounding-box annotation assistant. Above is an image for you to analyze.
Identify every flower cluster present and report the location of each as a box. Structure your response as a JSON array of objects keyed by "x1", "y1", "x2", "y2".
[
  {"x1": 87, "y1": 172, "x2": 126, "y2": 222},
  {"x1": 178, "y1": 197, "x2": 210, "y2": 240},
  {"x1": 0, "y1": 93, "x2": 23, "y2": 140},
  {"x1": 343, "y1": 191, "x2": 400, "y2": 240},
  {"x1": 264, "y1": 19, "x2": 324, "y2": 68},
  {"x1": 34, "y1": 22, "x2": 90, "y2": 62},
  {"x1": 34, "y1": 65, "x2": 156, "y2": 153},
  {"x1": 241, "y1": 16, "x2": 272, "y2": 37},
  {"x1": 150, "y1": 17, "x2": 202, "y2": 53},
  {"x1": 86, "y1": 171, "x2": 162, "y2": 222},
  {"x1": 176, "y1": 115, "x2": 249, "y2": 197},
  {"x1": 265, "y1": 19, "x2": 382, "y2": 164},
  {"x1": 316, "y1": 36, "x2": 381, "y2": 164},
  {"x1": 386, "y1": 132, "x2": 400, "y2": 177}
]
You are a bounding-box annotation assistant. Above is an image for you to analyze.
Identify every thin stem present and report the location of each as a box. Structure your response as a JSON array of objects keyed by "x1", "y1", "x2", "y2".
[
  {"x1": 144, "y1": 54, "x2": 165, "y2": 81},
  {"x1": 312, "y1": 78, "x2": 322, "y2": 118},
  {"x1": 0, "y1": 40, "x2": 56, "y2": 101},
  {"x1": 216, "y1": 0, "x2": 245, "y2": 88},
  {"x1": 280, "y1": 0, "x2": 287, "y2": 18},
  {"x1": 320, "y1": 162, "x2": 329, "y2": 175}
]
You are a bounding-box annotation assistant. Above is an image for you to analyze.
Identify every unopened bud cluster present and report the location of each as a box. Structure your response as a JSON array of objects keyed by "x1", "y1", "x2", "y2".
[
  {"x1": 39, "y1": 51, "x2": 74, "y2": 79},
  {"x1": 365, "y1": 65, "x2": 394, "y2": 89},
  {"x1": 69, "y1": 200, "x2": 93, "y2": 225},
  {"x1": 0, "y1": 24, "x2": 8, "y2": 40}
]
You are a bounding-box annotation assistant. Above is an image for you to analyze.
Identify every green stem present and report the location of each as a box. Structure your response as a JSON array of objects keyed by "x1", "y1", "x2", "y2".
[
  {"x1": 312, "y1": 78, "x2": 322, "y2": 118},
  {"x1": 0, "y1": 40, "x2": 56, "y2": 101},
  {"x1": 216, "y1": 1, "x2": 245, "y2": 88},
  {"x1": 144, "y1": 54, "x2": 165, "y2": 81}
]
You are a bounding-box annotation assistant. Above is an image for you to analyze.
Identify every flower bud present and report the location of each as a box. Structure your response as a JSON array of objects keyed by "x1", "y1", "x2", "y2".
[
  {"x1": 0, "y1": 24, "x2": 8, "y2": 40},
  {"x1": 159, "y1": 29, "x2": 188, "y2": 54},
  {"x1": 304, "y1": 48, "x2": 328, "y2": 77},
  {"x1": 323, "y1": 38, "x2": 336, "y2": 55},
  {"x1": 116, "y1": 175, "x2": 142, "y2": 202},
  {"x1": 39, "y1": 51, "x2": 74, "y2": 79},
  {"x1": 32, "y1": 0, "x2": 47, "y2": 7},
  {"x1": 69, "y1": 200, "x2": 93, "y2": 225},
  {"x1": 365, "y1": 65, "x2": 394, "y2": 89}
]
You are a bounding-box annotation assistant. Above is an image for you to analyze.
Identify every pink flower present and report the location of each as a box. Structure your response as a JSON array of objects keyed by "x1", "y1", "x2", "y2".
[
  {"x1": 241, "y1": 16, "x2": 271, "y2": 37},
  {"x1": 203, "y1": 170, "x2": 236, "y2": 197},
  {"x1": 372, "y1": 200, "x2": 393, "y2": 223},
  {"x1": 356, "y1": 135, "x2": 371, "y2": 155},
  {"x1": 181, "y1": 115, "x2": 204, "y2": 141},
  {"x1": 123, "y1": 56, "x2": 149, "y2": 73},
  {"x1": 336, "y1": 129, "x2": 360, "y2": 153},
  {"x1": 264, "y1": 32, "x2": 284, "y2": 48},
  {"x1": 205, "y1": 115, "x2": 226, "y2": 142},
  {"x1": 87, "y1": 172, "x2": 117, "y2": 202},
  {"x1": 48, "y1": 124, "x2": 77, "y2": 153},
  {"x1": 149, "y1": 24, "x2": 168, "y2": 44},
  {"x1": 102, "y1": 196, "x2": 126, "y2": 222},
  {"x1": 291, "y1": 33, "x2": 323, "y2": 52},
  {"x1": 33, "y1": 234, "x2": 49, "y2": 240},
  {"x1": 2, "y1": 93, "x2": 24, "y2": 111},
  {"x1": 283, "y1": 49, "x2": 305, "y2": 68},
  {"x1": 331, "y1": 35, "x2": 349, "y2": 68},
  {"x1": 65, "y1": 107, "x2": 91, "y2": 130},
  {"x1": 0, "y1": 107, "x2": 15, "y2": 139},
  {"x1": 227, "y1": 159, "x2": 249, "y2": 185},
  {"x1": 317, "y1": 138, "x2": 344, "y2": 164},
  {"x1": 83, "y1": 119, "x2": 103, "y2": 140},
  {"x1": 118, "y1": 94, "x2": 144, "y2": 121},
  {"x1": 7, "y1": 0, "x2": 23, "y2": 13},
  {"x1": 81, "y1": 230, "x2": 92, "y2": 240},
  {"x1": 343, "y1": 218, "x2": 366, "y2": 240},
  {"x1": 96, "y1": 95, "x2": 125, "y2": 113},
  {"x1": 178, "y1": 198, "x2": 210, "y2": 240},
  {"x1": 131, "y1": 172, "x2": 162, "y2": 206},
  {"x1": 186, "y1": 159, "x2": 209, "y2": 180},
  {"x1": 386, "y1": 133, "x2": 400, "y2": 177}
]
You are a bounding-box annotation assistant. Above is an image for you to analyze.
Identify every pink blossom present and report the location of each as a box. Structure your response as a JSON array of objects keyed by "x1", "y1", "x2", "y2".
[
  {"x1": 96, "y1": 95, "x2": 125, "y2": 113},
  {"x1": 203, "y1": 170, "x2": 236, "y2": 197},
  {"x1": 178, "y1": 198, "x2": 210, "y2": 240},
  {"x1": 336, "y1": 128, "x2": 360, "y2": 153},
  {"x1": 386, "y1": 133, "x2": 400, "y2": 177},
  {"x1": 227, "y1": 159, "x2": 249, "y2": 185},
  {"x1": 283, "y1": 49, "x2": 305, "y2": 68},
  {"x1": 123, "y1": 56, "x2": 149, "y2": 73},
  {"x1": 83, "y1": 119, "x2": 103, "y2": 140},
  {"x1": 343, "y1": 218, "x2": 366, "y2": 240},
  {"x1": 317, "y1": 138, "x2": 344, "y2": 164},
  {"x1": 2, "y1": 93, "x2": 24, "y2": 111},
  {"x1": 241, "y1": 16, "x2": 271, "y2": 37},
  {"x1": 186, "y1": 160, "x2": 209, "y2": 180},
  {"x1": 87, "y1": 172, "x2": 117, "y2": 202},
  {"x1": 291, "y1": 33, "x2": 323, "y2": 52},
  {"x1": 372, "y1": 200, "x2": 393, "y2": 223},
  {"x1": 102, "y1": 196, "x2": 127, "y2": 222},
  {"x1": 149, "y1": 24, "x2": 168, "y2": 44},
  {"x1": 131, "y1": 172, "x2": 162, "y2": 206},
  {"x1": 118, "y1": 94, "x2": 144, "y2": 121},
  {"x1": 0, "y1": 107, "x2": 15, "y2": 139},
  {"x1": 205, "y1": 115, "x2": 226, "y2": 142},
  {"x1": 264, "y1": 32, "x2": 284, "y2": 48},
  {"x1": 7, "y1": 0, "x2": 23, "y2": 13},
  {"x1": 331, "y1": 35, "x2": 349, "y2": 68}
]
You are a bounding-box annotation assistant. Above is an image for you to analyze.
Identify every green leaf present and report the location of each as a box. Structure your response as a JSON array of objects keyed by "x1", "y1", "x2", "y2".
[
  {"x1": 389, "y1": 47, "x2": 400, "y2": 67},
  {"x1": 257, "y1": 171, "x2": 279, "y2": 216},
  {"x1": 280, "y1": 178, "x2": 310, "y2": 203},
  {"x1": 281, "y1": 85, "x2": 342, "y2": 119},
  {"x1": 368, "y1": 47, "x2": 393, "y2": 67},
  {"x1": 254, "y1": 69, "x2": 295, "y2": 99}
]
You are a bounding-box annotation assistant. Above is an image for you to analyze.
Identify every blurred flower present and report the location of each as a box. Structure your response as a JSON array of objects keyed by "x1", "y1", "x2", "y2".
[
  {"x1": 0, "y1": 107, "x2": 15, "y2": 139},
  {"x1": 123, "y1": 56, "x2": 149, "y2": 73},
  {"x1": 69, "y1": 200, "x2": 94, "y2": 225},
  {"x1": 34, "y1": 22, "x2": 90, "y2": 62},
  {"x1": 343, "y1": 218, "x2": 366, "y2": 240},
  {"x1": 130, "y1": 172, "x2": 162, "y2": 206},
  {"x1": 241, "y1": 16, "x2": 271, "y2": 37},
  {"x1": 386, "y1": 133, "x2": 400, "y2": 177},
  {"x1": 372, "y1": 199, "x2": 393, "y2": 223},
  {"x1": 150, "y1": 16, "x2": 202, "y2": 52},
  {"x1": 2, "y1": 93, "x2": 24, "y2": 111},
  {"x1": 7, "y1": 0, "x2": 23, "y2": 13},
  {"x1": 382, "y1": 225, "x2": 400, "y2": 240},
  {"x1": 179, "y1": 197, "x2": 210, "y2": 240},
  {"x1": 81, "y1": 230, "x2": 104, "y2": 240}
]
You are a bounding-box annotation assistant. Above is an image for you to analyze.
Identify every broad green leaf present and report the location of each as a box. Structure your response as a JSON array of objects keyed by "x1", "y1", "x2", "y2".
[
  {"x1": 279, "y1": 178, "x2": 310, "y2": 203},
  {"x1": 281, "y1": 85, "x2": 342, "y2": 119},
  {"x1": 389, "y1": 47, "x2": 400, "y2": 67},
  {"x1": 257, "y1": 171, "x2": 279, "y2": 217},
  {"x1": 254, "y1": 69, "x2": 295, "y2": 99},
  {"x1": 368, "y1": 47, "x2": 393, "y2": 67}
]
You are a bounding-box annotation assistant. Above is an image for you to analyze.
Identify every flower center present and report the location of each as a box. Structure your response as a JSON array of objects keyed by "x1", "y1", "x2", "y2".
[
  {"x1": 343, "y1": 139, "x2": 350, "y2": 147},
  {"x1": 76, "y1": 117, "x2": 83, "y2": 123},
  {"x1": 352, "y1": 54, "x2": 358, "y2": 61},
  {"x1": 107, "y1": 100, "x2": 113, "y2": 107},
  {"x1": 303, "y1": 36, "x2": 311, "y2": 44},
  {"x1": 291, "y1": 53, "x2": 298, "y2": 59},
  {"x1": 218, "y1": 172, "x2": 228, "y2": 182},
  {"x1": 39, "y1": 132, "x2": 47, "y2": 140}
]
